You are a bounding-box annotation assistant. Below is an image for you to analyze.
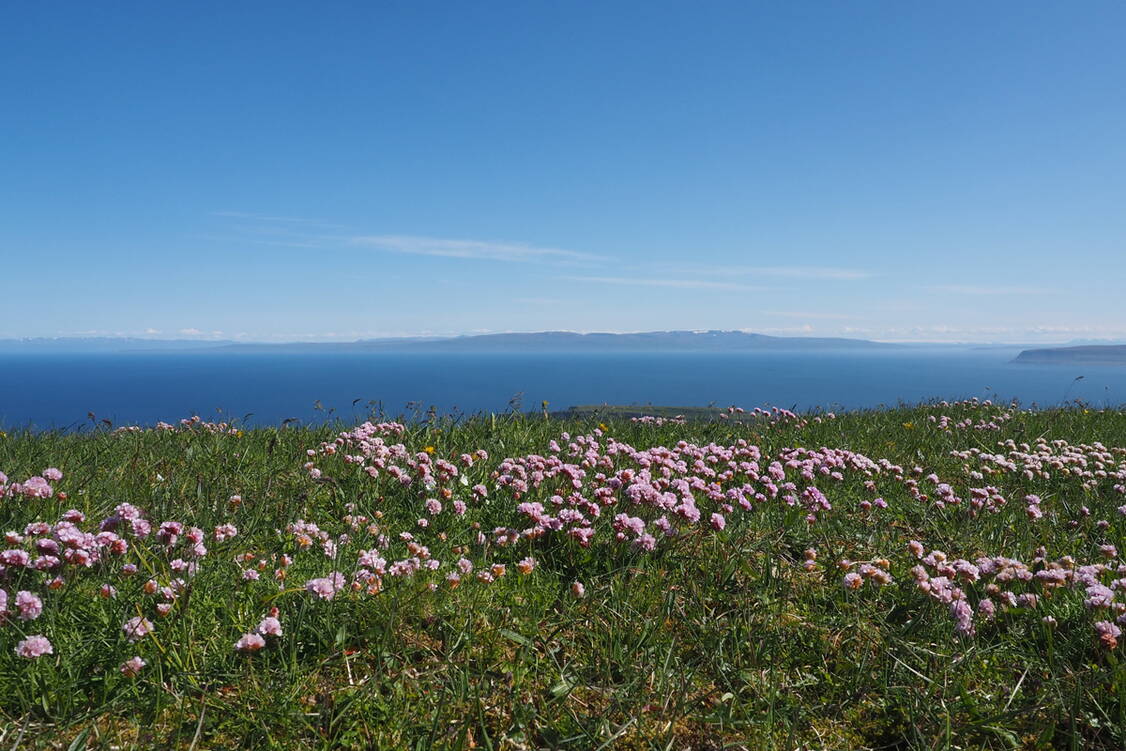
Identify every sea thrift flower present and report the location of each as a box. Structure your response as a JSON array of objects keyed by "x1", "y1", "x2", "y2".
[
  {"x1": 305, "y1": 573, "x2": 345, "y2": 600},
  {"x1": 517, "y1": 557, "x2": 536, "y2": 575},
  {"x1": 214, "y1": 524, "x2": 238, "y2": 542},
  {"x1": 843, "y1": 572, "x2": 863, "y2": 590},
  {"x1": 15, "y1": 635, "x2": 53, "y2": 659},
  {"x1": 1095, "y1": 620, "x2": 1122, "y2": 649},
  {"x1": 235, "y1": 633, "x2": 266, "y2": 652},
  {"x1": 15, "y1": 591, "x2": 43, "y2": 621},
  {"x1": 120, "y1": 656, "x2": 146, "y2": 676},
  {"x1": 123, "y1": 616, "x2": 154, "y2": 643},
  {"x1": 257, "y1": 616, "x2": 283, "y2": 637},
  {"x1": 710, "y1": 513, "x2": 726, "y2": 531}
]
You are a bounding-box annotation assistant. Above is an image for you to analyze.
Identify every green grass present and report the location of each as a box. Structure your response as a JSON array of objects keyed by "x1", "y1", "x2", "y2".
[{"x1": 1, "y1": 400, "x2": 1125, "y2": 749}]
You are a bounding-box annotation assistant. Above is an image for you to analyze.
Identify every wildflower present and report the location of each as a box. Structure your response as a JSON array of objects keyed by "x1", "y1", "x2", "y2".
[
  {"x1": 949, "y1": 599, "x2": 975, "y2": 636},
  {"x1": 15, "y1": 635, "x2": 53, "y2": 659},
  {"x1": 120, "y1": 656, "x2": 146, "y2": 676},
  {"x1": 257, "y1": 616, "x2": 283, "y2": 637},
  {"x1": 517, "y1": 557, "x2": 536, "y2": 575},
  {"x1": 15, "y1": 591, "x2": 43, "y2": 621},
  {"x1": 843, "y1": 572, "x2": 863, "y2": 590},
  {"x1": 305, "y1": 573, "x2": 345, "y2": 600},
  {"x1": 709, "y1": 513, "x2": 726, "y2": 531},
  {"x1": 123, "y1": 616, "x2": 154, "y2": 643},
  {"x1": 1095, "y1": 620, "x2": 1122, "y2": 649},
  {"x1": 571, "y1": 581, "x2": 586, "y2": 599},
  {"x1": 235, "y1": 633, "x2": 266, "y2": 652},
  {"x1": 214, "y1": 524, "x2": 238, "y2": 542}
]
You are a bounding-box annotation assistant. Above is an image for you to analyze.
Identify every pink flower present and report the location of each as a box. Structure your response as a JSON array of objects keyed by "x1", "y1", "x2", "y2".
[
  {"x1": 15, "y1": 635, "x2": 53, "y2": 659},
  {"x1": 120, "y1": 656, "x2": 146, "y2": 676},
  {"x1": 516, "y1": 557, "x2": 536, "y2": 575},
  {"x1": 571, "y1": 581, "x2": 586, "y2": 599},
  {"x1": 42, "y1": 468, "x2": 63, "y2": 481},
  {"x1": 843, "y1": 572, "x2": 863, "y2": 590},
  {"x1": 709, "y1": 513, "x2": 726, "y2": 531},
  {"x1": 235, "y1": 633, "x2": 266, "y2": 652},
  {"x1": 305, "y1": 573, "x2": 345, "y2": 600},
  {"x1": 1096, "y1": 620, "x2": 1122, "y2": 649},
  {"x1": 123, "y1": 616, "x2": 154, "y2": 643},
  {"x1": 15, "y1": 590, "x2": 43, "y2": 621},
  {"x1": 257, "y1": 616, "x2": 283, "y2": 637},
  {"x1": 214, "y1": 524, "x2": 238, "y2": 542}
]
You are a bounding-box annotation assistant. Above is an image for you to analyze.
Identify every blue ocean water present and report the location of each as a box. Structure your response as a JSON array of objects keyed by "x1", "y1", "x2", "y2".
[{"x1": 1, "y1": 349, "x2": 1124, "y2": 430}]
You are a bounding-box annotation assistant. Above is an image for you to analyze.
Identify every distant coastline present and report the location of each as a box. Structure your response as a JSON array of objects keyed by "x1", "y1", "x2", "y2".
[
  {"x1": 0, "y1": 330, "x2": 903, "y2": 354},
  {"x1": 1014, "y1": 345, "x2": 1126, "y2": 366}
]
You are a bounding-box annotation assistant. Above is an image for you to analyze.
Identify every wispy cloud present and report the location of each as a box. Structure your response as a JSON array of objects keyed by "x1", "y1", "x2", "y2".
[
  {"x1": 930, "y1": 285, "x2": 1051, "y2": 295},
  {"x1": 349, "y1": 235, "x2": 605, "y2": 264},
  {"x1": 566, "y1": 276, "x2": 769, "y2": 291},
  {"x1": 661, "y1": 264, "x2": 871, "y2": 280}
]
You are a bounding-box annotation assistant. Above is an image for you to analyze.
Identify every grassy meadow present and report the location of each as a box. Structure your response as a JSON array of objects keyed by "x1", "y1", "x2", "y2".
[{"x1": 1, "y1": 400, "x2": 1125, "y2": 749}]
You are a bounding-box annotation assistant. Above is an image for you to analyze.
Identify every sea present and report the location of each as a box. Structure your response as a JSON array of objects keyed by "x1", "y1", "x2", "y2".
[{"x1": 2, "y1": 348, "x2": 1125, "y2": 430}]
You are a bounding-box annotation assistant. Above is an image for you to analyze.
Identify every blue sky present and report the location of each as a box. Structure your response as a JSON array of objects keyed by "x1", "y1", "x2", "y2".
[{"x1": 3, "y1": 2, "x2": 1125, "y2": 343}]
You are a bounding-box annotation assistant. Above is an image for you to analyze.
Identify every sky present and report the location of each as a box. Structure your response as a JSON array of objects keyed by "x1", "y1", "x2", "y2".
[{"x1": 2, "y1": 2, "x2": 1125, "y2": 344}]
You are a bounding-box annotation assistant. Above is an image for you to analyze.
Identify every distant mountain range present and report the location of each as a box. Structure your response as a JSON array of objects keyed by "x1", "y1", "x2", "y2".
[
  {"x1": 1014, "y1": 345, "x2": 1126, "y2": 365},
  {"x1": 0, "y1": 331, "x2": 903, "y2": 354}
]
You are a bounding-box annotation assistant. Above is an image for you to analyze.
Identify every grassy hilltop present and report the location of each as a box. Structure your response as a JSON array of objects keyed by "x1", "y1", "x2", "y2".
[{"x1": 1, "y1": 401, "x2": 1126, "y2": 749}]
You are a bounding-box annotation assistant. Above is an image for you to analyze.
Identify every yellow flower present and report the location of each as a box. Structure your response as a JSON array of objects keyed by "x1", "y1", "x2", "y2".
[
  {"x1": 598, "y1": 423, "x2": 608, "y2": 431},
  {"x1": 423, "y1": 445, "x2": 436, "y2": 454},
  {"x1": 902, "y1": 422, "x2": 914, "y2": 430}
]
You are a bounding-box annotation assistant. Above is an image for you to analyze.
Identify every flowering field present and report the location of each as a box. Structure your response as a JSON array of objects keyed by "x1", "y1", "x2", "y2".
[{"x1": 2, "y1": 400, "x2": 1126, "y2": 749}]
